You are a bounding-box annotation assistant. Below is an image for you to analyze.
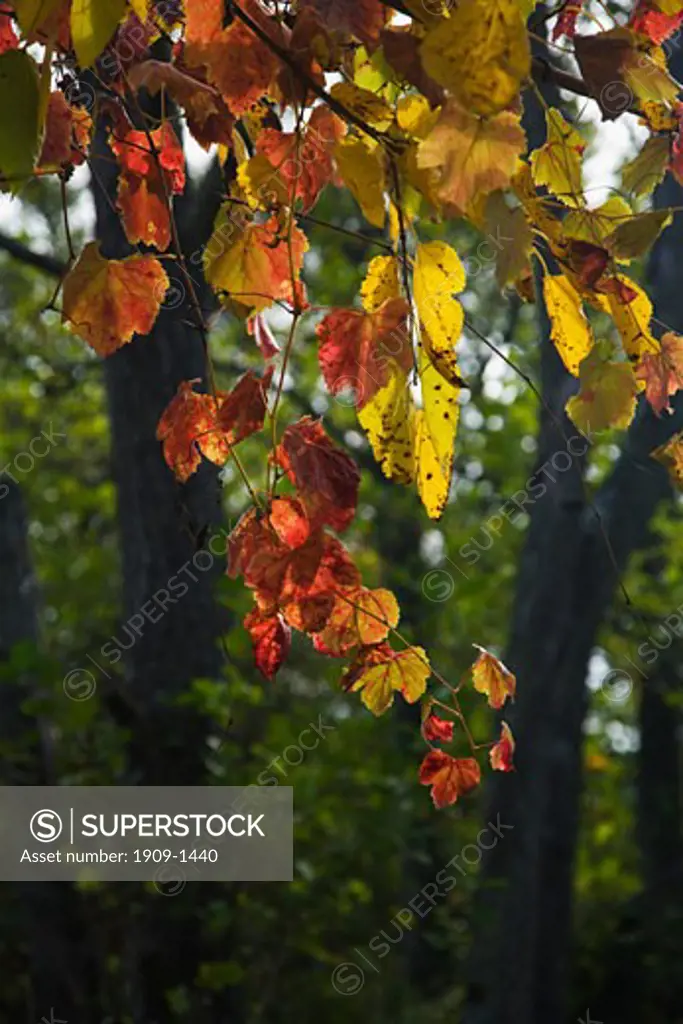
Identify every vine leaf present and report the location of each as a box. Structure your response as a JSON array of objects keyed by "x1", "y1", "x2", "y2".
[
  {"x1": 419, "y1": 751, "x2": 481, "y2": 809},
  {"x1": 62, "y1": 242, "x2": 169, "y2": 357},
  {"x1": 343, "y1": 643, "x2": 431, "y2": 715}
]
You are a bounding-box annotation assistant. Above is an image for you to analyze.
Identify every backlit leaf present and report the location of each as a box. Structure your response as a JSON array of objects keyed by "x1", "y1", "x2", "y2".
[
  {"x1": 71, "y1": 0, "x2": 127, "y2": 67},
  {"x1": 419, "y1": 750, "x2": 481, "y2": 809},
  {"x1": 566, "y1": 346, "x2": 638, "y2": 434},
  {"x1": 543, "y1": 273, "x2": 595, "y2": 376},
  {"x1": 62, "y1": 242, "x2": 168, "y2": 357},
  {"x1": 490, "y1": 721, "x2": 515, "y2": 772},
  {"x1": 344, "y1": 643, "x2": 431, "y2": 715},
  {"x1": 472, "y1": 645, "x2": 516, "y2": 709}
]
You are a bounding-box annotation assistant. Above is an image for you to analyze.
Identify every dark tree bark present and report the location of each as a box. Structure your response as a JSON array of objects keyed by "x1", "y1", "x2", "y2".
[{"x1": 463, "y1": 39, "x2": 683, "y2": 1024}]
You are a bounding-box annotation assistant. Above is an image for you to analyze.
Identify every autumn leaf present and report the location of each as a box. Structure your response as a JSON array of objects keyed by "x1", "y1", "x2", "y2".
[
  {"x1": 359, "y1": 365, "x2": 414, "y2": 486},
  {"x1": 630, "y1": 0, "x2": 683, "y2": 44},
  {"x1": 313, "y1": 586, "x2": 400, "y2": 656},
  {"x1": 190, "y1": 0, "x2": 282, "y2": 116},
  {"x1": 416, "y1": 343, "x2": 460, "y2": 519},
  {"x1": 316, "y1": 297, "x2": 412, "y2": 408},
  {"x1": 156, "y1": 381, "x2": 227, "y2": 482},
  {"x1": 418, "y1": 100, "x2": 526, "y2": 214},
  {"x1": 414, "y1": 240, "x2": 466, "y2": 389},
  {"x1": 484, "y1": 192, "x2": 534, "y2": 288},
  {"x1": 204, "y1": 210, "x2": 308, "y2": 315},
  {"x1": 419, "y1": 750, "x2": 481, "y2": 809},
  {"x1": 490, "y1": 722, "x2": 515, "y2": 772},
  {"x1": 275, "y1": 417, "x2": 360, "y2": 533},
  {"x1": 531, "y1": 109, "x2": 585, "y2": 208},
  {"x1": 543, "y1": 273, "x2": 595, "y2": 376},
  {"x1": 421, "y1": 712, "x2": 455, "y2": 743},
  {"x1": 0, "y1": 12, "x2": 19, "y2": 52},
  {"x1": 361, "y1": 255, "x2": 401, "y2": 313},
  {"x1": 653, "y1": 431, "x2": 683, "y2": 488},
  {"x1": 185, "y1": 0, "x2": 223, "y2": 45},
  {"x1": 71, "y1": 0, "x2": 126, "y2": 67},
  {"x1": 244, "y1": 608, "x2": 291, "y2": 680},
  {"x1": 334, "y1": 134, "x2": 387, "y2": 228},
  {"x1": 300, "y1": 0, "x2": 386, "y2": 47},
  {"x1": 343, "y1": 642, "x2": 431, "y2": 715},
  {"x1": 251, "y1": 106, "x2": 345, "y2": 212},
  {"x1": 62, "y1": 242, "x2": 168, "y2": 357},
  {"x1": 110, "y1": 122, "x2": 185, "y2": 251},
  {"x1": 621, "y1": 135, "x2": 669, "y2": 197},
  {"x1": 472, "y1": 645, "x2": 516, "y2": 709},
  {"x1": 0, "y1": 50, "x2": 41, "y2": 185},
  {"x1": 636, "y1": 332, "x2": 683, "y2": 414},
  {"x1": 127, "y1": 60, "x2": 234, "y2": 150},
  {"x1": 420, "y1": 0, "x2": 530, "y2": 117},
  {"x1": 566, "y1": 346, "x2": 639, "y2": 434}
]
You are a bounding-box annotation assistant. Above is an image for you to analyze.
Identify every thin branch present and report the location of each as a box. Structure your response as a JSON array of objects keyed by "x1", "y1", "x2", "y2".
[{"x1": 0, "y1": 232, "x2": 65, "y2": 277}]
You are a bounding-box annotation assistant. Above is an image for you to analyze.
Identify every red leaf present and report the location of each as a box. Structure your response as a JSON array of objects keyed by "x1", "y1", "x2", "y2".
[
  {"x1": 244, "y1": 608, "x2": 291, "y2": 679},
  {"x1": 419, "y1": 751, "x2": 481, "y2": 809},
  {"x1": 186, "y1": 0, "x2": 224, "y2": 45},
  {"x1": 552, "y1": 2, "x2": 584, "y2": 41},
  {"x1": 248, "y1": 313, "x2": 280, "y2": 360},
  {"x1": 275, "y1": 417, "x2": 360, "y2": 532},
  {"x1": 311, "y1": 585, "x2": 399, "y2": 656},
  {"x1": 0, "y1": 12, "x2": 18, "y2": 53},
  {"x1": 421, "y1": 713, "x2": 455, "y2": 744},
  {"x1": 299, "y1": 0, "x2": 387, "y2": 48},
  {"x1": 490, "y1": 722, "x2": 515, "y2": 773},
  {"x1": 110, "y1": 122, "x2": 185, "y2": 250},
  {"x1": 216, "y1": 366, "x2": 273, "y2": 445},
  {"x1": 630, "y1": 0, "x2": 683, "y2": 44},
  {"x1": 268, "y1": 496, "x2": 311, "y2": 550},
  {"x1": 317, "y1": 297, "x2": 412, "y2": 409}
]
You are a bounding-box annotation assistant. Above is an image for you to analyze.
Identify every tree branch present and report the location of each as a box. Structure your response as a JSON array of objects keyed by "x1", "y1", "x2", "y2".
[{"x1": 0, "y1": 232, "x2": 64, "y2": 277}]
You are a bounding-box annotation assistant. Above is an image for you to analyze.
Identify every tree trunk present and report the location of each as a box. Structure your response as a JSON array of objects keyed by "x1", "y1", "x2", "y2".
[{"x1": 464, "y1": 67, "x2": 683, "y2": 1024}]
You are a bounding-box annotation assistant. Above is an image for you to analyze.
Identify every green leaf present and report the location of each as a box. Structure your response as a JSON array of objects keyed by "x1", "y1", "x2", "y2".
[
  {"x1": 0, "y1": 51, "x2": 41, "y2": 187},
  {"x1": 71, "y1": 0, "x2": 127, "y2": 68}
]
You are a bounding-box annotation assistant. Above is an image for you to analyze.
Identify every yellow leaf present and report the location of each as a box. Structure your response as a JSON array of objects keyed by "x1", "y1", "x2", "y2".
[
  {"x1": 472, "y1": 645, "x2": 516, "y2": 709},
  {"x1": 563, "y1": 196, "x2": 632, "y2": 246},
  {"x1": 543, "y1": 273, "x2": 595, "y2": 376},
  {"x1": 128, "y1": 0, "x2": 148, "y2": 20},
  {"x1": 414, "y1": 240, "x2": 465, "y2": 387},
  {"x1": 418, "y1": 100, "x2": 526, "y2": 213},
  {"x1": 359, "y1": 365, "x2": 414, "y2": 485},
  {"x1": 566, "y1": 347, "x2": 638, "y2": 433},
  {"x1": 237, "y1": 152, "x2": 289, "y2": 211},
  {"x1": 346, "y1": 644, "x2": 431, "y2": 716},
  {"x1": 334, "y1": 134, "x2": 386, "y2": 228},
  {"x1": 621, "y1": 135, "x2": 669, "y2": 197},
  {"x1": 603, "y1": 278, "x2": 660, "y2": 360},
  {"x1": 361, "y1": 255, "x2": 401, "y2": 313},
  {"x1": 623, "y1": 43, "x2": 681, "y2": 106},
  {"x1": 416, "y1": 341, "x2": 459, "y2": 518},
  {"x1": 12, "y1": 0, "x2": 62, "y2": 35},
  {"x1": 71, "y1": 0, "x2": 127, "y2": 68},
  {"x1": 530, "y1": 109, "x2": 585, "y2": 209},
  {"x1": 396, "y1": 94, "x2": 439, "y2": 139},
  {"x1": 421, "y1": 0, "x2": 530, "y2": 117},
  {"x1": 329, "y1": 82, "x2": 394, "y2": 131},
  {"x1": 0, "y1": 51, "x2": 41, "y2": 186}
]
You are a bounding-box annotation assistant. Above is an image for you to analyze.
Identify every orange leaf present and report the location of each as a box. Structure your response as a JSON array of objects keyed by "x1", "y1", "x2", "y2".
[
  {"x1": 490, "y1": 721, "x2": 515, "y2": 772},
  {"x1": 62, "y1": 242, "x2": 168, "y2": 356},
  {"x1": 110, "y1": 121, "x2": 185, "y2": 250},
  {"x1": 185, "y1": 0, "x2": 223, "y2": 45},
  {"x1": 418, "y1": 99, "x2": 526, "y2": 213},
  {"x1": 472, "y1": 645, "x2": 516, "y2": 709},
  {"x1": 217, "y1": 366, "x2": 273, "y2": 445},
  {"x1": 275, "y1": 417, "x2": 360, "y2": 532},
  {"x1": 254, "y1": 106, "x2": 345, "y2": 212},
  {"x1": 244, "y1": 607, "x2": 291, "y2": 680},
  {"x1": 156, "y1": 381, "x2": 227, "y2": 483},
  {"x1": 127, "y1": 59, "x2": 234, "y2": 150},
  {"x1": 312, "y1": 586, "x2": 399, "y2": 656},
  {"x1": 636, "y1": 332, "x2": 683, "y2": 415},
  {"x1": 419, "y1": 750, "x2": 481, "y2": 809},
  {"x1": 316, "y1": 297, "x2": 412, "y2": 409},
  {"x1": 205, "y1": 212, "x2": 308, "y2": 315},
  {"x1": 194, "y1": 0, "x2": 283, "y2": 116}
]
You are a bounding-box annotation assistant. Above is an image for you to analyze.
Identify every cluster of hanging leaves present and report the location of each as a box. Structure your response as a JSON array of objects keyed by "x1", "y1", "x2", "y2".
[{"x1": 6, "y1": 0, "x2": 683, "y2": 805}]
